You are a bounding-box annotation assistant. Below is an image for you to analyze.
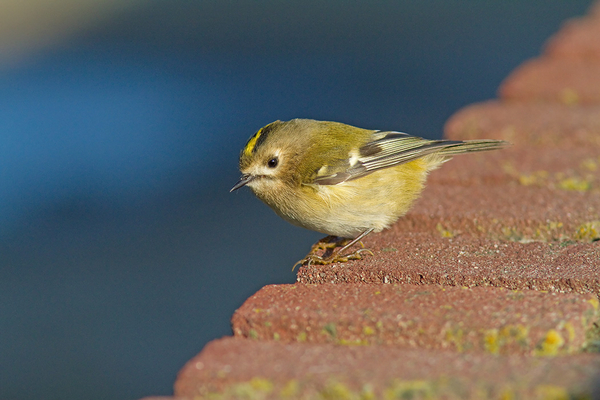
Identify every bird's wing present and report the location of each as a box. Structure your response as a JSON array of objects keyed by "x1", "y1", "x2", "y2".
[{"x1": 312, "y1": 131, "x2": 462, "y2": 185}]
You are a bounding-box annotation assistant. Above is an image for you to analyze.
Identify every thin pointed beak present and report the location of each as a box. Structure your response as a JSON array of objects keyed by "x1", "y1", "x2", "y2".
[{"x1": 230, "y1": 174, "x2": 255, "y2": 192}]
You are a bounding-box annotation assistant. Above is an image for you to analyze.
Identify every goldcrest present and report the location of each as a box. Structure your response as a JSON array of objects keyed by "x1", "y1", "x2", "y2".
[{"x1": 231, "y1": 118, "x2": 508, "y2": 265}]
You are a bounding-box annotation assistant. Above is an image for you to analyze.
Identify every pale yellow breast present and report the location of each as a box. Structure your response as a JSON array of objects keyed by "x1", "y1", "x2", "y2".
[{"x1": 265, "y1": 155, "x2": 445, "y2": 238}]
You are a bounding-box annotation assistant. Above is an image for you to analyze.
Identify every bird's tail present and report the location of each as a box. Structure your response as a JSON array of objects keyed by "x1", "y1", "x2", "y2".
[{"x1": 436, "y1": 139, "x2": 511, "y2": 156}]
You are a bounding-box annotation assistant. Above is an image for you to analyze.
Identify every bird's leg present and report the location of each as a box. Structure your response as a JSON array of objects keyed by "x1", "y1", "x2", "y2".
[
  {"x1": 337, "y1": 228, "x2": 374, "y2": 255},
  {"x1": 294, "y1": 228, "x2": 374, "y2": 268}
]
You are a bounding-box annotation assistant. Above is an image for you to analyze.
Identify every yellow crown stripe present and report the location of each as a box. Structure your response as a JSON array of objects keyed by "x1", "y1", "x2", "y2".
[{"x1": 243, "y1": 128, "x2": 264, "y2": 156}]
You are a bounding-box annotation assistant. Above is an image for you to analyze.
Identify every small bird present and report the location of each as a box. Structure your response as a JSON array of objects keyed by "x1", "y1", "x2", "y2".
[{"x1": 231, "y1": 119, "x2": 508, "y2": 266}]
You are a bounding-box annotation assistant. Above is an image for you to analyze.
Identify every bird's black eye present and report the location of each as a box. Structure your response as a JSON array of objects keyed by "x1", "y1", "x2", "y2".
[{"x1": 267, "y1": 157, "x2": 278, "y2": 168}]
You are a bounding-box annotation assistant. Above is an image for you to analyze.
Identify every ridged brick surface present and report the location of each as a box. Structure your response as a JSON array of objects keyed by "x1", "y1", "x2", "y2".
[
  {"x1": 545, "y1": 17, "x2": 600, "y2": 59},
  {"x1": 444, "y1": 101, "x2": 600, "y2": 148},
  {"x1": 174, "y1": 338, "x2": 600, "y2": 399},
  {"x1": 405, "y1": 156, "x2": 599, "y2": 241},
  {"x1": 298, "y1": 235, "x2": 600, "y2": 294},
  {"x1": 498, "y1": 58, "x2": 600, "y2": 104},
  {"x1": 232, "y1": 284, "x2": 599, "y2": 354}
]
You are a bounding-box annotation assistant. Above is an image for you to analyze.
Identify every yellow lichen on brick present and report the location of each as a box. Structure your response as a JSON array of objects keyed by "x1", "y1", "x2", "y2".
[
  {"x1": 498, "y1": 387, "x2": 516, "y2": 400},
  {"x1": 250, "y1": 377, "x2": 274, "y2": 392},
  {"x1": 279, "y1": 379, "x2": 299, "y2": 397},
  {"x1": 360, "y1": 384, "x2": 376, "y2": 400},
  {"x1": 557, "y1": 176, "x2": 592, "y2": 192},
  {"x1": 581, "y1": 158, "x2": 598, "y2": 172},
  {"x1": 484, "y1": 329, "x2": 500, "y2": 354},
  {"x1": 575, "y1": 221, "x2": 600, "y2": 242},
  {"x1": 320, "y1": 381, "x2": 353, "y2": 400},
  {"x1": 546, "y1": 221, "x2": 563, "y2": 230},
  {"x1": 560, "y1": 88, "x2": 579, "y2": 105},
  {"x1": 444, "y1": 328, "x2": 466, "y2": 352},
  {"x1": 384, "y1": 380, "x2": 435, "y2": 400},
  {"x1": 535, "y1": 329, "x2": 565, "y2": 356},
  {"x1": 503, "y1": 157, "x2": 597, "y2": 194},
  {"x1": 484, "y1": 325, "x2": 529, "y2": 354},
  {"x1": 501, "y1": 226, "x2": 523, "y2": 242},
  {"x1": 362, "y1": 326, "x2": 375, "y2": 336},
  {"x1": 534, "y1": 221, "x2": 565, "y2": 242},
  {"x1": 534, "y1": 384, "x2": 569, "y2": 400},
  {"x1": 498, "y1": 221, "x2": 574, "y2": 243},
  {"x1": 587, "y1": 297, "x2": 599, "y2": 311},
  {"x1": 518, "y1": 170, "x2": 549, "y2": 186},
  {"x1": 503, "y1": 325, "x2": 529, "y2": 346},
  {"x1": 338, "y1": 338, "x2": 369, "y2": 346},
  {"x1": 228, "y1": 377, "x2": 274, "y2": 398},
  {"x1": 436, "y1": 223, "x2": 455, "y2": 238},
  {"x1": 563, "y1": 321, "x2": 576, "y2": 346}
]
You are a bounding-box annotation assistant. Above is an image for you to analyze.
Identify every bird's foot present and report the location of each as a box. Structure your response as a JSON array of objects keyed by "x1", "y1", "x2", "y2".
[
  {"x1": 300, "y1": 248, "x2": 373, "y2": 266},
  {"x1": 293, "y1": 235, "x2": 373, "y2": 269}
]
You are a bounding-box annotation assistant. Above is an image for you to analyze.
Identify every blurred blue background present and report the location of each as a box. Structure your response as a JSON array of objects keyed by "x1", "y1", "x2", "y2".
[{"x1": 0, "y1": 1, "x2": 593, "y2": 399}]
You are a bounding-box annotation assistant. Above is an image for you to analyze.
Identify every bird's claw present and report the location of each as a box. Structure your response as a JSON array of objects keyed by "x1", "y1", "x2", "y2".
[{"x1": 293, "y1": 246, "x2": 373, "y2": 270}]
